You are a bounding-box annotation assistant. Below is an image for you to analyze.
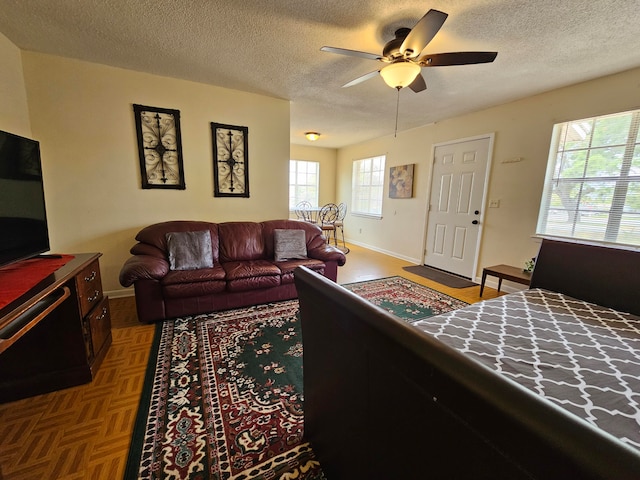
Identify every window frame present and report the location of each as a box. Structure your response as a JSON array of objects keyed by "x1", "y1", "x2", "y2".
[
  {"x1": 351, "y1": 155, "x2": 386, "y2": 219},
  {"x1": 536, "y1": 109, "x2": 640, "y2": 248},
  {"x1": 289, "y1": 159, "x2": 320, "y2": 209}
]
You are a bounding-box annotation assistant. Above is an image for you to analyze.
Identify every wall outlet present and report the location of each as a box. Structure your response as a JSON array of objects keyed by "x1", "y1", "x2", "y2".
[{"x1": 489, "y1": 199, "x2": 500, "y2": 208}]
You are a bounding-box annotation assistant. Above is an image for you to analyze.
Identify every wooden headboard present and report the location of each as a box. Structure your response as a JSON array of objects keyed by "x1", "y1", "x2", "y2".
[{"x1": 530, "y1": 238, "x2": 640, "y2": 316}]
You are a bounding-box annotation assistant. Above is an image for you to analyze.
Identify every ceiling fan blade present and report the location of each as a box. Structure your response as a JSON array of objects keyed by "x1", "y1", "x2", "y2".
[
  {"x1": 321, "y1": 46, "x2": 383, "y2": 61},
  {"x1": 342, "y1": 70, "x2": 380, "y2": 88},
  {"x1": 400, "y1": 9, "x2": 448, "y2": 59},
  {"x1": 408, "y1": 73, "x2": 427, "y2": 93},
  {"x1": 418, "y1": 51, "x2": 498, "y2": 67}
]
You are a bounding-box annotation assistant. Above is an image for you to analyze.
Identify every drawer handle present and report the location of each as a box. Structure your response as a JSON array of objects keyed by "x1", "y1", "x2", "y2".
[
  {"x1": 87, "y1": 290, "x2": 101, "y2": 303},
  {"x1": 84, "y1": 271, "x2": 97, "y2": 282},
  {"x1": 96, "y1": 307, "x2": 108, "y2": 321}
]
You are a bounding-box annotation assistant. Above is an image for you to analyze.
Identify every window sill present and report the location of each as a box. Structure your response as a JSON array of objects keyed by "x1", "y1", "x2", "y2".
[{"x1": 352, "y1": 213, "x2": 382, "y2": 220}]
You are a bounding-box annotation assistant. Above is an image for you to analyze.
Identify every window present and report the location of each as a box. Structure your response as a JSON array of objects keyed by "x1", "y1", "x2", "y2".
[
  {"x1": 289, "y1": 160, "x2": 319, "y2": 208},
  {"x1": 536, "y1": 109, "x2": 640, "y2": 247},
  {"x1": 352, "y1": 155, "x2": 385, "y2": 217}
]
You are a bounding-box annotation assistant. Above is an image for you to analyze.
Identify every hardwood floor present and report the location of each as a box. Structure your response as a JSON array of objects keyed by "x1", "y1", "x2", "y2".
[{"x1": 0, "y1": 244, "x2": 501, "y2": 479}]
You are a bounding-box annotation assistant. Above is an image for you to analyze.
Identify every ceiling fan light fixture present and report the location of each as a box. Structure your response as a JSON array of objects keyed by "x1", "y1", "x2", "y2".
[
  {"x1": 305, "y1": 132, "x2": 321, "y2": 141},
  {"x1": 380, "y1": 61, "x2": 421, "y2": 89}
]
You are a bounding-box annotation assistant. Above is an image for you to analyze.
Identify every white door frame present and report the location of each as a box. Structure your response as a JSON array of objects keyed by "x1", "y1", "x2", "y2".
[{"x1": 421, "y1": 133, "x2": 495, "y2": 282}]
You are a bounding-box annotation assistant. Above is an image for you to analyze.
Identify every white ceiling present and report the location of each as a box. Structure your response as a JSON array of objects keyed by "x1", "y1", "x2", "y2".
[{"x1": 1, "y1": 0, "x2": 639, "y2": 148}]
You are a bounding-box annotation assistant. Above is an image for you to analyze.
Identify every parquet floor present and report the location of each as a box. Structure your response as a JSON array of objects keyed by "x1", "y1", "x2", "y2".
[{"x1": 0, "y1": 244, "x2": 502, "y2": 479}]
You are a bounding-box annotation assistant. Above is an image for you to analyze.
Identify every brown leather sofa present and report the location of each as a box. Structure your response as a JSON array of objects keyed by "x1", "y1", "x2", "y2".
[{"x1": 119, "y1": 219, "x2": 346, "y2": 323}]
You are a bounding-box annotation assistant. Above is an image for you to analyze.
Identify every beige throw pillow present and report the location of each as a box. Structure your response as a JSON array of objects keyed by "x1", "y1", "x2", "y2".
[{"x1": 274, "y1": 229, "x2": 307, "y2": 261}]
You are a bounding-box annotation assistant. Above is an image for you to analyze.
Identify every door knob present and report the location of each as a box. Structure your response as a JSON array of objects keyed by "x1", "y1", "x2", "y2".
[
  {"x1": 472, "y1": 220, "x2": 479, "y2": 225},
  {"x1": 474, "y1": 210, "x2": 480, "y2": 215}
]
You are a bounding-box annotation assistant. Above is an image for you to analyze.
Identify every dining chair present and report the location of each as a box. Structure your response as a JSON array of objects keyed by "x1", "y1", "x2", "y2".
[
  {"x1": 318, "y1": 203, "x2": 339, "y2": 245},
  {"x1": 334, "y1": 202, "x2": 347, "y2": 249},
  {"x1": 295, "y1": 201, "x2": 313, "y2": 222}
]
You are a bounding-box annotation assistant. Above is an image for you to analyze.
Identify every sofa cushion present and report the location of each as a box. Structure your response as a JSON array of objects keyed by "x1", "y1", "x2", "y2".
[
  {"x1": 219, "y1": 222, "x2": 266, "y2": 262},
  {"x1": 223, "y1": 260, "x2": 281, "y2": 280},
  {"x1": 276, "y1": 259, "x2": 326, "y2": 284},
  {"x1": 223, "y1": 260, "x2": 281, "y2": 293},
  {"x1": 274, "y1": 229, "x2": 307, "y2": 261},
  {"x1": 161, "y1": 265, "x2": 226, "y2": 286},
  {"x1": 227, "y1": 275, "x2": 281, "y2": 293},
  {"x1": 166, "y1": 230, "x2": 213, "y2": 270}
]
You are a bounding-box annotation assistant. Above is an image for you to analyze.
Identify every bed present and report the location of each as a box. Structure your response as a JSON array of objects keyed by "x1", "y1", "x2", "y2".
[{"x1": 294, "y1": 239, "x2": 640, "y2": 479}]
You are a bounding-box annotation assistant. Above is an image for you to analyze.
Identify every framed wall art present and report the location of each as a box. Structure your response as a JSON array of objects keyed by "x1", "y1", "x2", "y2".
[
  {"x1": 211, "y1": 122, "x2": 249, "y2": 197},
  {"x1": 389, "y1": 164, "x2": 415, "y2": 199},
  {"x1": 133, "y1": 104, "x2": 185, "y2": 189}
]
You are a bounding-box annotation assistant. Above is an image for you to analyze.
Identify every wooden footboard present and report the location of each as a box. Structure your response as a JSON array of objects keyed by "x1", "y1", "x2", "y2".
[{"x1": 294, "y1": 266, "x2": 640, "y2": 479}]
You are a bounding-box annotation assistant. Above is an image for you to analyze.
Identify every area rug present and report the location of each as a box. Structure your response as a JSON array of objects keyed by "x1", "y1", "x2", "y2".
[
  {"x1": 125, "y1": 277, "x2": 467, "y2": 479},
  {"x1": 343, "y1": 276, "x2": 468, "y2": 323},
  {"x1": 402, "y1": 264, "x2": 478, "y2": 288}
]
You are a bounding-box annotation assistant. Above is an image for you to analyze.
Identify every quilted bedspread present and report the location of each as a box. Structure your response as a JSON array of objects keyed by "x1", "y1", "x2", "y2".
[{"x1": 414, "y1": 288, "x2": 640, "y2": 450}]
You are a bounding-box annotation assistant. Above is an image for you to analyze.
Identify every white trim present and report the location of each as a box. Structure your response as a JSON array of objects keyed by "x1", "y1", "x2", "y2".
[
  {"x1": 106, "y1": 287, "x2": 135, "y2": 298},
  {"x1": 351, "y1": 213, "x2": 382, "y2": 220},
  {"x1": 345, "y1": 238, "x2": 421, "y2": 264}
]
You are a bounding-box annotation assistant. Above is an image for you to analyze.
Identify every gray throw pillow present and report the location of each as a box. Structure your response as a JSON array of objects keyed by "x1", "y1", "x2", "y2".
[
  {"x1": 166, "y1": 230, "x2": 214, "y2": 270},
  {"x1": 274, "y1": 229, "x2": 307, "y2": 261}
]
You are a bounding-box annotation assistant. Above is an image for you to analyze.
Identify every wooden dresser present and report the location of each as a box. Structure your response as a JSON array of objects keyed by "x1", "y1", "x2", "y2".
[{"x1": 0, "y1": 253, "x2": 112, "y2": 402}]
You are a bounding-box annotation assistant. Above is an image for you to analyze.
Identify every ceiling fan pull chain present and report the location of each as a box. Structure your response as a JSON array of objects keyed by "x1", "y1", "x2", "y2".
[{"x1": 394, "y1": 86, "x2": 401, "y2": 137}]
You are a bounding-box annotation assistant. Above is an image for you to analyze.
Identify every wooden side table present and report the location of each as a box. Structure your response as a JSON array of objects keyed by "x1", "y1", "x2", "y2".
[{"x1": 480, "y1": 264, "x2": 531, "y2": 296}]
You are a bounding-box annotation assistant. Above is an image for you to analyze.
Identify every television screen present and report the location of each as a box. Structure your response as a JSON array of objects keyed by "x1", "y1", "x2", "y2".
[{"x1": 0, "y1": 130, "x2": 50, "y2": 267}]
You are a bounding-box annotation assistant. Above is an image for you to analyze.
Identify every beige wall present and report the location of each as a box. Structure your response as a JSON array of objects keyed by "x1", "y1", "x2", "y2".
[
  {"x1": 19, "y1": 52, "x2": 290, "y2": 295},
  {"x1": 289, "y1": 144, "x2": 337, "y2": 209},
  {"x1": 0, "y1": 32, "x2": 30, "y2": 136},
  {"x1": 337, "y1": 66, "x2": 640, "y2": 280},
  {"x1": 4, "y1": 33, "x2": 639, "y2": 293}
]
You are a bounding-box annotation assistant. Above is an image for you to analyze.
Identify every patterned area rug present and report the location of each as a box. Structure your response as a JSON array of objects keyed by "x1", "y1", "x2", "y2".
[
  {"x1": 344, "y1": 276, "x2": 468, "y2": 323},
  {"x1": 125, "y1": 276, "x2": 466, "y2": 479}
]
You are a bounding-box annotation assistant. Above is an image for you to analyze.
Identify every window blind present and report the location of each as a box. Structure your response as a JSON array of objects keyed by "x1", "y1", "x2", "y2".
[{"x1": 536, "y1": 109, "x2": 640, "y2": 247}]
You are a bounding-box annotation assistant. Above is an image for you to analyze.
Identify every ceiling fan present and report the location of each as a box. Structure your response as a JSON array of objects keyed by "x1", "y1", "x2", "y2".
[{"x1": 321, "y1": 9, "x2": 497, "y2": 92}]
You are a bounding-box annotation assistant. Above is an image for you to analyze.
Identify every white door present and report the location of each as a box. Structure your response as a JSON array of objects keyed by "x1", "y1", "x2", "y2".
[{"x1": 424, "y1": 136, "x2": 491, "y2": 279}]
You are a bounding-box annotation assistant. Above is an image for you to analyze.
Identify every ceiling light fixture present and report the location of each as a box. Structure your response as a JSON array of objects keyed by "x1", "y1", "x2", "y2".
[
  {"x1": 380, "y1": 61, "x2": 421, "y2": 89},
  {"x1": 305, "y1": 132, "x2": 321, "y2": 141}
]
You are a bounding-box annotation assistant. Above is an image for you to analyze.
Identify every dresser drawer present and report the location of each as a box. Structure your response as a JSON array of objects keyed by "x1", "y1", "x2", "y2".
[
  {"x1": 87, "y1": 296, "x2": 111, "y2": 360},
  {"x1": 77, "y1": 260, "x2": 103, "y2": 317}
]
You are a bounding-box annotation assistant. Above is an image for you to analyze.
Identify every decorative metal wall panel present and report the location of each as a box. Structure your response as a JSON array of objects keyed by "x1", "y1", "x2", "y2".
[
  {"x1": 133, "y1": 104, "x2": 185, "y2": 189},
  {"x1": 211, "y1": 123, "x2": 249, "y2": 197}
]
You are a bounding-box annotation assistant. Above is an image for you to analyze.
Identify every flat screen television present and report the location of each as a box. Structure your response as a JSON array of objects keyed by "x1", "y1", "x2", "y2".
[{"x1": 0, "y1": 130, "x2": 50, "y2": 267}]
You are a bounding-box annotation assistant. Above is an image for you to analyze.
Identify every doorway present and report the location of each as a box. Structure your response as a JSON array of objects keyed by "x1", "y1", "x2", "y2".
[{"x1": 423, "y1": 135, "x2": 493, "y2": 279}]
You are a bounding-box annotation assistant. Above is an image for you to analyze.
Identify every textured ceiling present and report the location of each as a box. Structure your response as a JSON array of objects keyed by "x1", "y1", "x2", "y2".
[{"x1": 1, "y1": 0, "x2": 639, "y2": 148}]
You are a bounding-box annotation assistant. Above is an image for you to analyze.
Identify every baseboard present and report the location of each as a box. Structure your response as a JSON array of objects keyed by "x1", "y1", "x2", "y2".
[
  {"x1": 106, "y1": 287, "x2": 135, "y2": 298},
  {"x1": 344, "y1": 238, "x2": 421, "y2": 264}
]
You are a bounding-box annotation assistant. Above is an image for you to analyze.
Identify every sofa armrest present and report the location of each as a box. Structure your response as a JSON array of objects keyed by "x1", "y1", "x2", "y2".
[
  {"x1": 119, "y1": 254, "x2": 170, "y2": 287},
  {"x1": 130, "y1": 242, "x2": 165, "y2": 258},
  {"x1": 308, "y1": 244, "x2": 347, "y2": 266}
]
